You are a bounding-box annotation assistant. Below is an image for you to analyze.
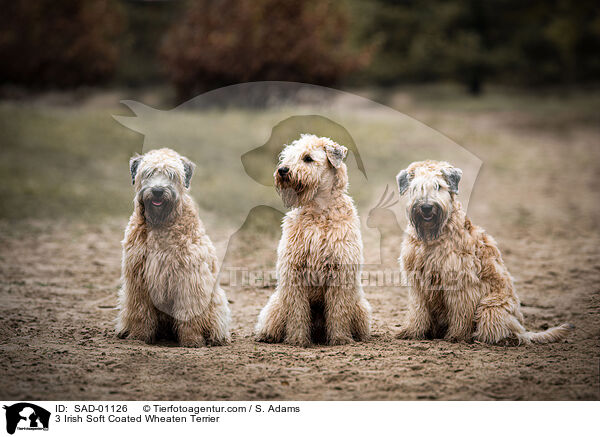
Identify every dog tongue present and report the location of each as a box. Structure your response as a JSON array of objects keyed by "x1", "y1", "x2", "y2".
[{"x1": 152, "y1": 200, "x2": 163, "y2": 206}]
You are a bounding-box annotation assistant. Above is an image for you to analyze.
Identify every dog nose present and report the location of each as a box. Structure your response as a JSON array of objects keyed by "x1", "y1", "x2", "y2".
[
  {"x1": 420, "y1": 204, "x2": 433, "y2": 214},
  {"x1": 278, "y1": 167, "x2": 289, "y2": 176},
  {"x1": 151, "y1": 187, "x2": 165, "y2": 197}
]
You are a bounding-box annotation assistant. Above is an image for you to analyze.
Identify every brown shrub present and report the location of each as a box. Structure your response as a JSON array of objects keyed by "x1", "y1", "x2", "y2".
[
  {"x1": 160, "y1": 0, "x2": 369, "y2": 100},
  {"x1": 0, "y1": 0, "x2": 124, "y2": 88}
]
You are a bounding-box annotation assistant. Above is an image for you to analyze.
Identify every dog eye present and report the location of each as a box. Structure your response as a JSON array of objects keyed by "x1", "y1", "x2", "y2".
[{"x1": 303, "y1": 155, "x2": 314, "y2": 163}]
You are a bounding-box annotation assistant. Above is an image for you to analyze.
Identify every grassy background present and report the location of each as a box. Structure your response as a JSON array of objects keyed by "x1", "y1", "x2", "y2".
[
  {"x1": 1, "y1": 85, "x2": 599, "y2": 241},
  {"x1": 0, "y1": 103, "x2": 140, "y2": 220}
]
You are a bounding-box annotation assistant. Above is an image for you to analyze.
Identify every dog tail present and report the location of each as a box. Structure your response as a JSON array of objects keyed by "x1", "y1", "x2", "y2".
[{"x1": 518, "y1": 323, "x2": 574, "y2": 344}]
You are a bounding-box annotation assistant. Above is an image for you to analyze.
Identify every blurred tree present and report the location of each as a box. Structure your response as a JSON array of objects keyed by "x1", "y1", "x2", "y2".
[
  {"x1": 0, "y1": 0, "x2": 124, "y2": 89},
  {"x1": 349, "y1": 0, "x2": 600, "y2": 94},
  {"x1": 2, "y1": 0, "x2": 598, "y2": 93},
  {"x1": 160, "y1": 0, "x2": 371, "y2": 101},
  {"x1": 349, "y1": 0, "x2": 498, "y2": 94},
  {"x1": 116, "y1": 0, "x2": 183, "y2": 87},
  {"x1": 495, "y1": 0, "x2": 600, "y2": 86}
]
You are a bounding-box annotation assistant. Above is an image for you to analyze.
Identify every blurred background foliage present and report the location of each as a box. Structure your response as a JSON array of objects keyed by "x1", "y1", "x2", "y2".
[
  {"x1": 0, "y1": 0, "x2": 599, "y2": 230},
  {"x1": 0, "y1": 0, "x2": 124, "y2": 88},
  {"x1": 159, "y1": 0, "x2": 370, "y2": 100},
  {"x1": 0, "y1": 0, "x2": 599, "y2": 99}
]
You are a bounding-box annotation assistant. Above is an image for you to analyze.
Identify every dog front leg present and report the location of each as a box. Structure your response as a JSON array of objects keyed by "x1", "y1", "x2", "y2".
[
  {"x1": 175, "y1": 316, "x2": 207, "y2": 348},
  {"x1": 170, "y1": 275, "x2": 211, "y2": 347},
  {"x1": 324, "y1": 284, "x2": 357, "y2": 345},
  {"x1": 396, "y1": 287, "x2": 432, "y2": 339},
  {"x1": 444, "y1": 288, "x2": 477, "y2": 342},
  {"x1": 205, "y1": 285, "x2": 231, "y2": 346},
  {"x1": 116, "y1": 281, "x2": 158, "y2": 344},
  {"x1": 255, "y1": 290, "x2": 287, "y2": 343},
  {"x1": 351, "y1": 289, "x2": 372, "y2": 342},
  {"x1": 171, "y1": 307, "x2": 207, "y2": 348},
  {"x1": 282, "y1": 287, "x2": 311, "y2": 347}
]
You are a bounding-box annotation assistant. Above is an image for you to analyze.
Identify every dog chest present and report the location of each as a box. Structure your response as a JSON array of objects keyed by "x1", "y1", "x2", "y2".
[
  {"x1": 282, "y1": 218, "x2": 358, "y2": 269},
  {"x1": 142, "y1": 233, "x2": 207, "y2": 297}
]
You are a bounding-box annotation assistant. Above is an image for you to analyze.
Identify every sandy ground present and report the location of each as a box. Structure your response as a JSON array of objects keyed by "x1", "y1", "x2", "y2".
[
  {"x1": 1, "y1": 89, "x2": 599, "y2": 401},
  {"x1": 0, "y1": 216, "x2": 597, "y2": 400}
]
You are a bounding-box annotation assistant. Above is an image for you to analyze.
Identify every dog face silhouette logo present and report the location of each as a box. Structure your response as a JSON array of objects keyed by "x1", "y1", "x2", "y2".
[{"x1": 3, "y1": 403, "x2": 50, "y2": 435}]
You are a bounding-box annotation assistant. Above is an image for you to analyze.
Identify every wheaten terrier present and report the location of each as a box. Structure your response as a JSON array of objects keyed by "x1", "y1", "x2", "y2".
[
  {"x1": 116, "y1": 148, "x2": 231, "y2": 347},
  {"x1": 396, "y1": 160, "x2": 572, "y2": 344},
  {"x1": 255, "y1": 134, "x2": 371, "y2": 347}
]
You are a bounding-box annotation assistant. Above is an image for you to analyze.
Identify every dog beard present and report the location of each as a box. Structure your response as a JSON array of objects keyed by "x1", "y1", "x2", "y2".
[
  {"x1": 141, "y1": 189, "x2": 177, "y2": 226},
  {"x1": 409, "y1": 202, "x2": 447, "y2": 242},
  {"x1": 275, "y1": 174, "x2": 315, "y2": 208}
]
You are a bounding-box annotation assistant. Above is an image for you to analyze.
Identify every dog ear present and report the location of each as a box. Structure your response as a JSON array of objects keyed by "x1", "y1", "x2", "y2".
[
  {"x1": 182, "y1": 157, "x2": 196, "y2": 188},
  {"x1": 129, "y1": 155, "x2": 142, "y2": 185},
  {"x1": 441, "y1": 167, "x2": 462, "y2": 194},
  {"x1": 325, "y1": 143, "x2": 348, "y2": 169},
  {"x1": 396, "y1": 169, "x2": 411, "y2": 195}
]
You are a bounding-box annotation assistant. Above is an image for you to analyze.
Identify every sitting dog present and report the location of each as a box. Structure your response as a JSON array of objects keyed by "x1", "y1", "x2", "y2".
[
  {"x1": 116, "y1": 148, "x2": 231, "y2": 347},
  {"x1": 255, "y1": 134, "x2": 371, "y2": 346},
  {"x1": 396, "y1": 160, "x2": 572, "y2": 344}
]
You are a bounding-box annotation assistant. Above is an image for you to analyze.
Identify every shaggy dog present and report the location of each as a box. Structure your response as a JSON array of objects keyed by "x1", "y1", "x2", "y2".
[
  {"x1": 255, "y1": 134, "x2": 371, "y2": 346},
  {"x1": 116, "y1": 148, "x2": 231, "y2": 347},
  {"x1": 396, "y1": 160, "x2": 572, "y2": 344}
]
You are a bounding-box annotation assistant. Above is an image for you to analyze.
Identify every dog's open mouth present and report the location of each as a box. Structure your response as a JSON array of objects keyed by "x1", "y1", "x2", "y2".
[
  {"x1": 151, "y1": 199, "x2": 164, "y2": 207},
  {"x1": 421, "y1": 212, "x2": 434, "y2": 221}
]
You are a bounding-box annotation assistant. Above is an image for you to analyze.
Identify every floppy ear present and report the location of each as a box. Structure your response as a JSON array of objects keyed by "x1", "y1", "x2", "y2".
[
  {"x1": 396, "y1": 169, "x2": 411, "y2": 195},
  {"x1": 325, "y1": 143, "x2": 348, "y2": 169},
  {"x1": 441, "y1": 167, "x2": 462, "y2": 194},
  {"x1": 129, "y1": 155, "x2": 142, "y2": 185},
  {"x1": 182, "y1": 157, "x2": 196, "y2": 188}
]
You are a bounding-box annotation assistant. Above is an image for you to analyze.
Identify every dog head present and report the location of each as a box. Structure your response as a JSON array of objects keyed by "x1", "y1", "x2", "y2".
[
  {"x1": 129, "y1": 148, "x2": 195, "y2": 226},
  {"x1": 396, "y1": 160, "x2": 462, "y2": 241},
  {"x1": 274, "y1": 134, "x2": 348, "y2": 208}
]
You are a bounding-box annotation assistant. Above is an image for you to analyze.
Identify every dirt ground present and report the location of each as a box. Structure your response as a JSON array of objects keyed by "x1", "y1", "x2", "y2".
[
  {"x1": 0, "y1": 219, "x2": 598, "y2": 401},
  {"x1": 1, "y1": 87, "x2": 599, "y2": 401}
]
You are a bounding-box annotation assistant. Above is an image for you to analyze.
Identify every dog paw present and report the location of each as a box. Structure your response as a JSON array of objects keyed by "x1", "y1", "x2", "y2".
[
  {"x1": 444, "y1": 333, "x2": 470, "y2": 343},
  {"x1": 256, "y1": 331, "x2": 282, "y2": 344},
  {"x1": 396, "y1": 328, "x2": 417, "y2": 340},
  {"x1": 125, "y1": 331, "x2": 156, "y2": 344},
  {"x1": 328, "y1": 335, "x2": 354, "y2": 346},
  {"x1": 352, "y1": 332, "x2": 371, "y2": 342},
  {"x1": 179, "y1": 336, "x2": 207, "y2": 348},
  {"x1": 283, "y1": 336, "x2": 311, "y2": 348},
  {"x1": 207, "y1": 336, "x2": 231, "y2": 346}
]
